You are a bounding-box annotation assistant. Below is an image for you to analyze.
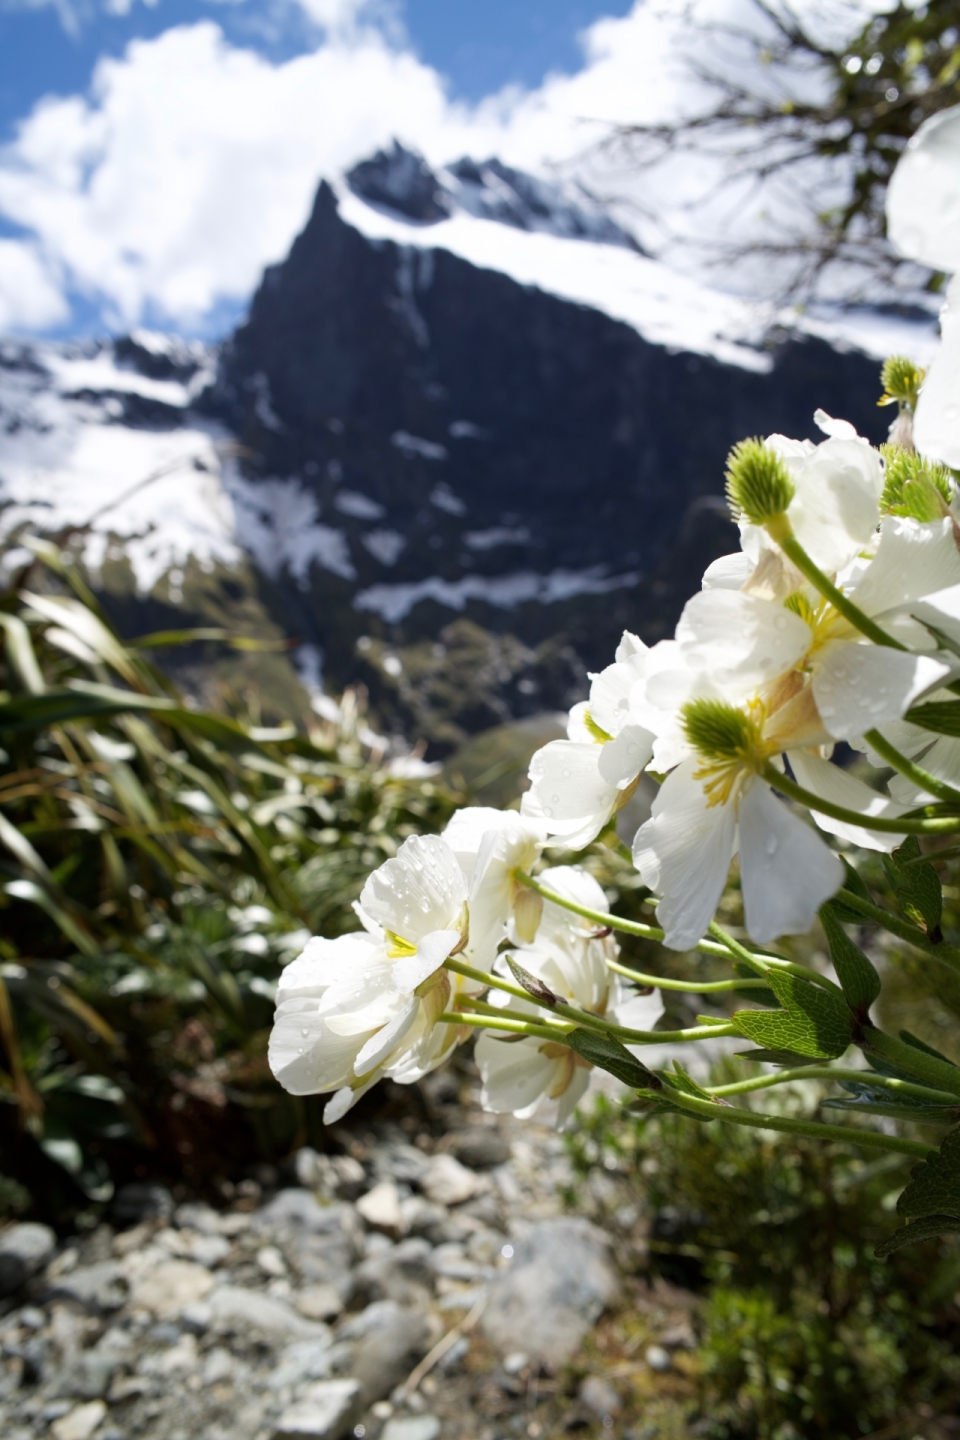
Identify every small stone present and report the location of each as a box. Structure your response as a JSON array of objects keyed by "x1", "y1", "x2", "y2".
[
  {"x1": 258, "y1": 1245, "x2": 287, "y2": 1277},
  {"x1": 272, "y1": 1378, "x2": 361, "y2": 1440},
  {"x1": 112, "y1": 1183, "x2": 173, "y2": 1227},
  {"x1": 351, "y1": 1307, "x2": 430, "y2": 1405},
  {"x1": 129, "y1": 1260, "x2": 214, "y2": 1318},
  {"x1": 645, "y1": 1344, "x2": 671, "y2": 1373},
  {"x1": 381, "y1": 1418, "x2": 441, "y2": 1440},
  {"x1": 0, "y1": 1223, "x2": 56, "y2": 1295},
  {"x1": 51, "y1": 1400, "x2": 107, "y2": 1440},
  {"x1": 502, "y1": 1352, "x2": 528, "y2": 1375},
  {"x1": 356, "y1": 1182, "x2": 405, "y2": 1235},
  {"x1": 371, "y1": 1402, "x2": 394, "y2": 1421},
  {"x1": 57, "y1": 1353, "x2": 117, "y2": 1400},
  {"x1": 579, "y1": 1376, "x2": 621, "y2": 1419},
  {"x1": 174, "y1": 1202, "x2": 221, "y2": 1234},
  {"x1": 448, "y1": 1128, "x2": 510, "y2": 1170},
  {"x1": 659, "y1": 1320, "x2": 696, "y2": 1349},
  {"x1": 421, "y1": 1155, "x2": 479, "y2": 1208},
  {"x1": 296, "y1": 1284, "x2": 344, "y2": 1321},
  {"x1": 268, "y1": 1337, "x2": 335, "y2": 1390},
  {"x1": 48, "y1": 1261, "x2": 127, "y2": 1312},
  {"x1": 257, "y1": 1189, "x2": 339, "y2": 1233},
  {"x1": 208, "y1": 1284, "x2": 329, "y2": 1341},
  {"x1": 482, "y1": 1218, "x2": 619, "y2": 1367}
]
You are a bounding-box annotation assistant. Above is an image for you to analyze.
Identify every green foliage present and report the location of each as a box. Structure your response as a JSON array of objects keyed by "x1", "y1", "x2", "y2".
[
  {"x1": 731, "y1": 970, "x2": 853, "y2": 1059},
  {"x1": 880, "y1": 445, "x2": 955, "y2": 521},
  {"x1": 564, "y1": 1026, "x2": 662, "y2": 1091},
  {"x1": 569, "y1": 1094, "x2": 960, "y2": 1438},
  {"x1": 0, "y1": 549, "x2": 460, "y2": 1217},
  {"x1": 819, "y1": 904, "x2": 881, "y2": 1016}
]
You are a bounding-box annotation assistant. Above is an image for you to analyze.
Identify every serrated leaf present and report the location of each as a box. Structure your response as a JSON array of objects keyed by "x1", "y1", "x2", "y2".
[
  {"x1": 898, "y1": 1129, "x2": 960, "y2": 1221},
  {"x1": 900, "y1": 1030, "x2": 959, "y2": 1067},
  {"x1": 819, "y1": 903, "x2": 880, "y2": 1015},
  {"x1": 731, "y1": 970, "x2": 853, "y2": 1059},
  {"x1": 734, "y1": 1048, "x2": 824, "y2": 1068},
  {"x1": 876, "y1": 1215, "x2": 960, "y2": 1257},
  {"x1": 506, "y1": 956, "x2": 557, "y2": 1008},
  {"x1": 564, "y1": 1027, "x2": 662, "y2": 1091},
  {"x1": 883, "y1": 837, "x2": 942, "y2": 936},
  {"x1": 662, "y1": 1062, "x2": 719, "y2": 1102}
]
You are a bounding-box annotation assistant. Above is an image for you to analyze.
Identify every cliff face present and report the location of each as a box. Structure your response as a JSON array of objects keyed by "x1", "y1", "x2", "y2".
[
  {"x1": 0, "y1": 146, "x2": 900, "y2": 752},
  {"x1": 205, "y1": 166, "x2": 886, "y2": 746}
]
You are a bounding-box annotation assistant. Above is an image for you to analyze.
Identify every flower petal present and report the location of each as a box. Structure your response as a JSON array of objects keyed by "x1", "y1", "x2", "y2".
[
  {"x1": 632, "y1": 759, "x2": 737, "y2": 951},
  {"x1": 886, "y1": 105, "x2": 960, "y2": 273},
  {"x1": 597, "y1": 723, "x2": 654, "y2": 788},
  {"x1": 788, "y1": 748, "x2": 907, "y2": 852},
  {"x1": 812, "y1": 644, "x2": 950, "y2": 741},
  {"x1": 523, "y1": 740, "x2": 619, "y2": 848},
  {"x1": 393, "y1": 929, "x2": 462, "y2": 994},
  {"x1": 677, "y1": 589, "x2": 812, "y2": 690},
  {"x1": 851, "y1": 517, "x2": 960, "y2": 621},
  {"x1": 915, "y1": 275, "x2": 960, "y2": 470},
  {"x1": 353, "y1": 998, "x2": 419, "y2": 1075},
  {"x1": 738, "y1": 780, "x2": 843, "y2": 946},
  {"x1": 359, "y1": 834, "x2": 467, "y2": 945},
  {"x1": 702, "y1": 552, "x2": 754, "y2": 590}
]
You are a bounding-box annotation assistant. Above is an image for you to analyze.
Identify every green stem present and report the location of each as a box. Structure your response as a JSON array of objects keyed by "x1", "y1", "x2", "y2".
[
  {"x1": 707, "y1": 1066, "x2": 960, "y2": 1105},
  {"x1": 708, "y1": 921, "x2": 844, "y2": 996},
  {"x1": 770, "y1": 523, "x2": 904, "y2": 652},
  {"x1": 835, "y1": 886, "x2": 960, "y2": 974},
  {"x1": 761, "y1": 764, "x2": 960, "y2": 835},
  {"x1": 459, "y1": 994, "x2": 569, "y2": 1028},
  {"x1": 515, "y1": 870, "x2": 831, "y2": 982},
  {"x1": 438, "y1": 1010, "x2": 568, "y2": 1044},
  {"x1": 606, "y1": 958, "x2": 770, "y2": 993},
  {"x1": 862, "y1": 1027, "x2": 960, "y2": 1099},
  {"x1": 444, "y1": 955, "x2": 732, "y2": 1044},
  {"x1": 865, "y1": 728, "x2": 960, "y2": 806},
  {"x1": 659, "y1": 1087, "x2": 931, "y2": 1158}
]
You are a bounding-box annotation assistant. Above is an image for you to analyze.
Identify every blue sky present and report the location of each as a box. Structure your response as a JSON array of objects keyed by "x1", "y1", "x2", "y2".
[{"x1": 0, "y1": 0, "x2": 633, "y2": 145}]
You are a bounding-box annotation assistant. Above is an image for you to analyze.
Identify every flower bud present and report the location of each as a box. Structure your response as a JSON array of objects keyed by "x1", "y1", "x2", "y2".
[
  {"x1": 880, "y1": 444, "x2": 954, "y2": 520},
  {"x1": 879, "y1": 355, "x2": 925, "y2": 412},
  {"x1": 725, "y1": 439, "x2": 795, "y2": 526}
]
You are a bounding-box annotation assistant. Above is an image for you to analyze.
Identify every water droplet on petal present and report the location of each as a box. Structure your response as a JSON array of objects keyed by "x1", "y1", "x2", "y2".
[
  {"x1": 765, "y1": 834, "x2": 778, "y2": 857},
  {"x1": 562, "y1": 769, "x2": 571, "y2": 779},
  {"x1": 543, "y1": 807, "x2": 554, "y2": 818}
]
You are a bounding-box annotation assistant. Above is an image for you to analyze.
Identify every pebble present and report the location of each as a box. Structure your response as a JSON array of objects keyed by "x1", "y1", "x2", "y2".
[
  {"x1": 421, "y1": 1155, "x2": 479, "y2": 1207},
  {"x1": 448, "y1": 1128, "x2": 511, "y2": 1169},
  {"x1": 0, "y1": 1223, "x2": 56, "y2": 1296},
  {"x1": 273, "y1": 1378, "x2": 361, "y2": 1440},
  {"x1": 580, "y1": 1375, "x2": 622, "y2": 1418},
  {"x1": 356, "y1": 1182, "x2": 405, "y2": 1235},
  {"x1": 295, "y1": 1283, "x2": 344, "y2": 1321},
  {"x1": 208, "y1": 1284, "x2": 330, "y2": 1340},
  {"x1": 381, "y1": 1416, "x2": 441, "y2": 1440},
  {"x1": 50, "y1": 1400, "x2": 107, "y2": 1440},
  {"x1": 47, "y1": 1261, "x2": 127, "y2": 1312},
  {"x1": 129, "y1": 1260, "x2": 214, "y2": 1318},
  {"x1": 645, "y1": 1344, "x2": 672, "y2": 1373}
]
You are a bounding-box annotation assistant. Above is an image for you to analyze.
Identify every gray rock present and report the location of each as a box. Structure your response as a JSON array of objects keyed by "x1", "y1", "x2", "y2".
[
  {"x1": 268, "y1": 1337, "x2": 336, "y2": 1390},
  {"x1": 54, "y1": 1352, "x2": 117, "y2": 1400},
  {"x1": 208, "y1": 1285, "x2": 329, "y2": 1341},
  {"x1": 48, "y1": 1261, "x2": 127, "y2": 1312},
  {"x1": 129, "y1": 1260, "x2": 214, "y2": 1318},
  {"x1": 174, "y1": 1201, "x2": 221, "y2": 1234},
  {"x1": 356, "y1": 1181, "x2": 405, "y2": 1235},
  {"x1": 350, "y1": 1307, "x2": 430, "y2": 1405},
  {"x1": 645, "y1": 1344, "x2": 671, "y2": 1373},
  {"x1": 579, "y1": 1375, "x2": 621, "y2": 1419},
  {"x1": 374, "y1": 1144, "x2": 430, "y2": 1186},
  {"x1": 448, "y1": 1128, "x2": 511, "y2": 1170},
  {"x1": 294, "y1": 1283, "x2": 344, "y2": 1321},
  {"x1": 50, "y1": 1400, "x2": 108, "y2": 1440},
  {"x1": 381, "y1": 1417, "x2": 441, "y2": 1440},
  {"x1": 273, "y1": 1378, "x2": 361, "y2": 1440},
  {"x1": 482, "y1": 1219, "x2": 619, "y2": 1366},
  {"x1": 113, "y1": 1183, "x2": 173, "y2": 1227},
  {"x1": 354, "y1": 1237, "x2": 435, "y2": 1304},
  {"x1": 420, "y1": 1156, "x2": 479, "y2": 1208},
  {"x1": 0, "y1": 1223, "x2": 56, "y2": 1295}
]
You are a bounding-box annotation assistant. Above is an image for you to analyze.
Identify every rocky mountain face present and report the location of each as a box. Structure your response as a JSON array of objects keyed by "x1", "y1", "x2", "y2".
[{"x1": 1, "y1": 144, "x2": 899, "y2": 752}]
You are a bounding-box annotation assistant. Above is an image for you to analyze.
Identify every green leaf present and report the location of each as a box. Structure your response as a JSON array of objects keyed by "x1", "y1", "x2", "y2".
[
  {"x1": 883, "y1": 836, "x2": 942, "y2": 936},
  {"x1": 904, "y1": 700, "x2": 960, "y2": 737},
  {"x1": 819, "y1": 903, "x2": 881, "y2": 1014},
  {"x1": 731, "y1": 970, "x2": 853, "y2": 1059},
  {"x1": 506, "y1": 956, "x2": 558, "y2": 1008},
  {"x1": 662, "y1": 1062, "x2": 718, "y2": 1102},
  {"x1": 876, "y1": 1215, "x2": 960, "y2": 1258},
  {"x1": 564, "y1": 1027, "x2": 662, "y2": 1091},
  {"x1": 0, "y1": 614, "x2": 45, "y2": 695},
  {"x1": 897, "y1": 1128, "x2": 960, "y2": 1221}
]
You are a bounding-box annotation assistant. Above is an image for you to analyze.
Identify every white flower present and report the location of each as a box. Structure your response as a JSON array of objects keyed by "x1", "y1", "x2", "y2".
[
  {"x1": 521, "y1": 632, "x2": 659, "y2": 849},
  {"x1": 633, "y1": 712, "x2": 843, "y2": 950},
  {"x1": 268, "y1": 931, "x2": 463, "y2": 1121},
  {"x1": 443, "y1": 807, "x2": 545, "y2": 960},
  {"x1": 476, "y1": 1005, "x2": 593, "y2": 1128},
  {"x1": 357, "y1": 834, "x2": 468, "y2": 993},
  {"x1": 887, "y1": 104, "x2": 960, "y2": 468},
  {"x1": 740, "y1": 415, "x2": 884, "y2": 576}
]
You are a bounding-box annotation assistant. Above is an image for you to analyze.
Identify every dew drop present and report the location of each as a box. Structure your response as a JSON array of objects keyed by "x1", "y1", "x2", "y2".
[
  {"x1": 551, "y1": 793, "x2": 560, "y2": 803},
  {"x1": 820, "y1": 704, "x2": 836, "y2": 717},
  {"x1": 543, "y1": 807, "x2": 554, "y2": 818},
  {"x1": 562, "y1": 769, "x2": 571, "y2": 779},
  {"x1": 765, "y1": 834, "x2": 778, "y2": 857},
  {"x1": 301, "y1": 1027, "x2": 310, "y2": 1037}
]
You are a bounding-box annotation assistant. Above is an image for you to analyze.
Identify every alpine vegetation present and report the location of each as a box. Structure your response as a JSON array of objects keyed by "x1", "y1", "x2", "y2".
[{"x1": 270, "y1": 108, "x2": 960, "y2": 1255}]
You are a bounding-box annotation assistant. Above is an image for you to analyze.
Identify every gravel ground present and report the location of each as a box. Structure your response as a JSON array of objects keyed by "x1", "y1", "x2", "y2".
[{"x1": 0, "y1": 1075, "x2": 703, "y2": 1440}]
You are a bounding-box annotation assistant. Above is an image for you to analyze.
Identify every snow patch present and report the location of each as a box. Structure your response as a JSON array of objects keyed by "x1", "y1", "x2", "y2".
[{"x1": 354, "y1": 566, "x2": 639, "y2": 623}]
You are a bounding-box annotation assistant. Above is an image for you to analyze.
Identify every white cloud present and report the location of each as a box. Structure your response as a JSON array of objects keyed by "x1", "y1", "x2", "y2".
[
  {"x1": 0, "y1": 0, "x2": 915, "y2": 334},
  {"x1": 0, "y1": 238, "x2": 69, "y2": 329}
]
